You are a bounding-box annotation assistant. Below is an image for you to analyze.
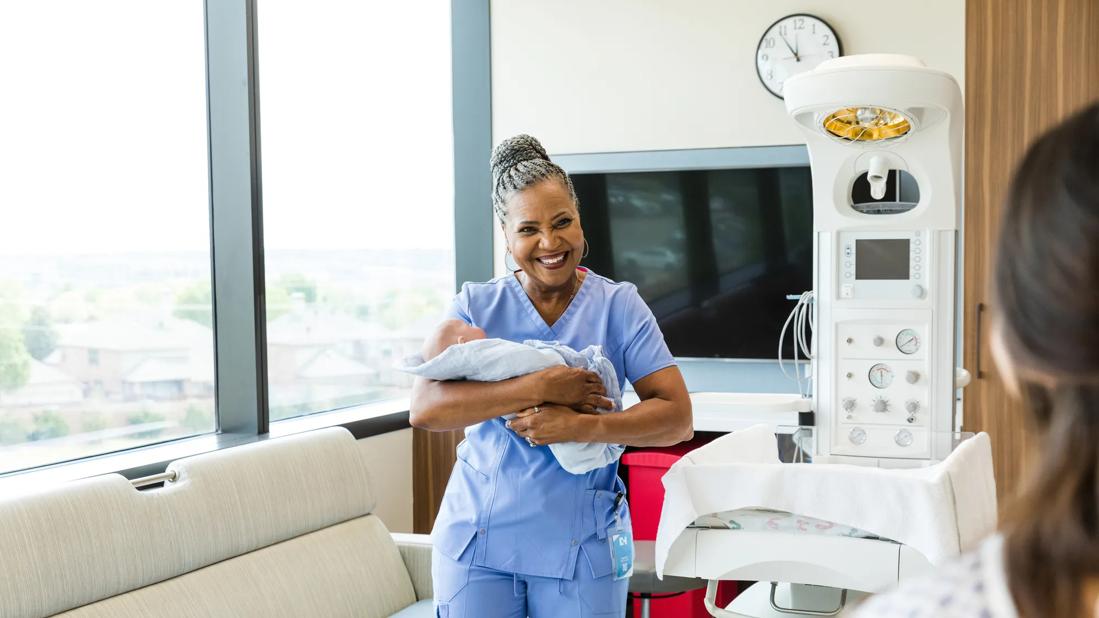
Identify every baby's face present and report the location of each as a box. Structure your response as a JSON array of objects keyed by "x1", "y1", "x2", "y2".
[
  {"x1": 422, "y1": 320, "x2": 487, "y2": 360},
  {"x1": 447, "y1": 321, "x2": 486, "y2": 345}
]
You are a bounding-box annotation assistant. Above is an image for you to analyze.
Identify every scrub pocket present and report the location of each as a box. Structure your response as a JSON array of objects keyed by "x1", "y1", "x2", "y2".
[
  {"x1": 581, "y1": 481, "x2": 632, "y2": 579},
  {"x1": 431, "y1": 539, "x2": 474, "y2": 610},
  {"x1": 572, "y1": 546, "x2": 630, "y2": 616}
]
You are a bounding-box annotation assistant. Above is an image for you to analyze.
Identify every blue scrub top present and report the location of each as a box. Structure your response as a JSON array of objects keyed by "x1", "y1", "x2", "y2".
[{"x1": 431, "y1": 270, "x2": 676, "y2": 580}]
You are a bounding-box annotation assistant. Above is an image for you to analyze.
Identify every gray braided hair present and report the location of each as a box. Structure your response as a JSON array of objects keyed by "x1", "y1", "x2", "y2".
[{"x1": 490, "y1": 134, "x2": 578, "y2": 222}]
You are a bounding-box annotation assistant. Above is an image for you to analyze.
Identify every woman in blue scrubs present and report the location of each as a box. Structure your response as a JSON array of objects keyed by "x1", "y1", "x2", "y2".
[{"x1": 410, "y1": 134, "x2": 694, "y2": 618}]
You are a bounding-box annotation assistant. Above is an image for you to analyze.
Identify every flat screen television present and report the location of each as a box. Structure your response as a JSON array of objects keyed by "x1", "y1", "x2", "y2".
[{"x1": 557, "y1": 146, "x2": 813, "y2": 360}]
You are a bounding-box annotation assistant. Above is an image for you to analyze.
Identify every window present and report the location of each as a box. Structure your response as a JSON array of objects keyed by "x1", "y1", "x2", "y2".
[
  {"x1": 0, "y1": 0, "x2": 482, "y2": 479},
  {"x1": 257, "y1": 2, "x2": 455, "y2": 421},
  {"x1": 0, "y1": 1, "x2": 214, "y2": 474}
]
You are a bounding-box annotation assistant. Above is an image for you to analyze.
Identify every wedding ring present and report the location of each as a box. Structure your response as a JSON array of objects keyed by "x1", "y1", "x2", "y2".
[
  {"x1": 526, "y1": 436, "x2": 537, "y2": 447},
  {"x1": 533, "y1": 405, "x2": 541, "y2": 414}
]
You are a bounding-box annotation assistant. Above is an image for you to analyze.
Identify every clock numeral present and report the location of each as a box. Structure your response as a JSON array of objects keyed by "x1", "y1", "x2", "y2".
[
  {"x1": 794, "y1": 17, "x2": 805, "y2": 30},
  {"x1": 764, "y1": 37, "x2": 775, "y2": 49},
  {"x1": 822, "y1": 34, "x2": 830, "y2": 44},
  {"x1": 812, "y1": 23, "x2": 817, "y2": 34},
  {"x1": 767, "y1": 68, "x2": 774, "y2": 80},
  {"x1": 828, "y1": 50, "x2": 835, "y2": 58},
  {"x1": 778, "y1": 24, "x2": 788, "y2": 36},
  {"x1": 760, "y1": 53, "x2": 769, "y2": 62}
]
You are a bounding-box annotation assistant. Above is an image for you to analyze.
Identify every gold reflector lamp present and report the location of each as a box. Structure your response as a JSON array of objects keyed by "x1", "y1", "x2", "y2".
[{"x1": 822, "y1": 107, "x2": 912, "y2": 142}]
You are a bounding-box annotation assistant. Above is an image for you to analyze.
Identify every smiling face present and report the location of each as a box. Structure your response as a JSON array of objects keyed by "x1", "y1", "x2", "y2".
[{"x1": 502, "y1": 179, "x2": 585, "y2": 290}]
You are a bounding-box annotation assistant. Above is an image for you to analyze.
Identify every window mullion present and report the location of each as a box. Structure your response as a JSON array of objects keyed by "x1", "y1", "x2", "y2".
[{"x1": 205, "y1": 0, "x2": 268, "y2": 435}]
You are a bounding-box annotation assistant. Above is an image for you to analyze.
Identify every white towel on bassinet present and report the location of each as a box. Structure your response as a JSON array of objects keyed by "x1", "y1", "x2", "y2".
[{"x1": 654, "y1": 424, "x2": 997, "y2": 577}]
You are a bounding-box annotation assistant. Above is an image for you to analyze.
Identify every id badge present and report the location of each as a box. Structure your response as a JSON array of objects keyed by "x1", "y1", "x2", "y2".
[{"x1": 607, "y1": 511, "x2": 634, "y2": 581}]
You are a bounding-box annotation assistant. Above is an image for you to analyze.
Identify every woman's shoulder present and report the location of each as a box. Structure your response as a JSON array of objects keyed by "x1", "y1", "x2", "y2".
[
  {"x1": 581, "y1": 270, "x2": 643, "y2": 303},
  {"x1": 454, "y1": 275, "x2": 513, "y2": 303},
  {"x1": 853, "y1": 536, "x2": 1016, "y2": 618}
]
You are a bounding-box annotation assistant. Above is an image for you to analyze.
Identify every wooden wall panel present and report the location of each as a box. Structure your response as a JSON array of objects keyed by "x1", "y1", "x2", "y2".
[
  {"x1": 963, "y1": 0, "x2": 1099, "y2": 504},
  {"x1": 412, "y1": 427, "x2": 464, "y2": 533}
]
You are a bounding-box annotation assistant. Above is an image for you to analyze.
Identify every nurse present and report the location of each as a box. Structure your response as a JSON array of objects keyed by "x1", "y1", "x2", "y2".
[{"x1": 410, "y1": 134, "x2": 694, "y2": 617}]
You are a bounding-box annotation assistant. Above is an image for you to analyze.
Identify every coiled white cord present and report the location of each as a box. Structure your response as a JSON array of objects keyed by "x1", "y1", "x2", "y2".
[{"x1": 778, "y1": 291, "x2": 815, "y2": 399}]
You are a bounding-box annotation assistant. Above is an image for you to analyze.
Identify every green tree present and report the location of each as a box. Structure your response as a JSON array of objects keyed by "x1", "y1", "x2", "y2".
[
  {"x1": 0, "y1": 328, "x2": 31, "y2": 392},
  {"x1": 27, "y1": 410, "x2": 69, "y2": 441},
  {"x1": 277, "y1": 273, "x2": 318, "y2": 304},
  {"x1": 0, "y1": 416, "x2": 28, "y2": 445},
  {"x1": 173, "y1": 282, "x2": 213, "y2": 327},
  {"x1": 377, "y1": 287, "x2": 445, "y2": 330},
  {"x1": 80, "y1": 412, "x2": 108, "y2": 434},
  {"x1": 127, "y1": 409, "x2": 167, "y2": 439},
  {"x1": 182, "y1": 404, "x2": 214, "y2": 433},
  {"x1": 265, "y1": 285, "x2": 291, "y2": 322},
  {"x1": 22, "y1": 306, "x2": 58, "y2": 361}
]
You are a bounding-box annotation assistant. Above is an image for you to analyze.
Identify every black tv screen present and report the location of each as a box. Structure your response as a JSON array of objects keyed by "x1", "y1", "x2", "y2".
[{"x1": 572, "y1": 166, "x2": 813, "y2": 359}]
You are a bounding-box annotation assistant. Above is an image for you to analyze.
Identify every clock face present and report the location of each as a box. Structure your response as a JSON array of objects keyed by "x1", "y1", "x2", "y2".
[{"x1": 756, "y1": 14, "x2": 842, "y2": 99}]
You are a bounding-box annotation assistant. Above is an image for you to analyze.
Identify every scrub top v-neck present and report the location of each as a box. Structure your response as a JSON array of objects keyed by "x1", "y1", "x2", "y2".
[
  {"x1": 433, "y1": 269, "x2": 676, "y2": 580},
  {"x1": 505, "y1": 270, "x2": 588, "y2": 340}
]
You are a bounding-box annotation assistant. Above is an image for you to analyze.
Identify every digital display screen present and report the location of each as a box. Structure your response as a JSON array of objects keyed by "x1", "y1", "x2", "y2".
[{"x1": 856, "y1": 239, "x2": 910, "y2": 280}]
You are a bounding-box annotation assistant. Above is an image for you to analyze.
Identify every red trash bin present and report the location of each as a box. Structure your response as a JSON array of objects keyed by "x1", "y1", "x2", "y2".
[{"x1": 622, "y1": 437, "x2": 740, "y2": 618}]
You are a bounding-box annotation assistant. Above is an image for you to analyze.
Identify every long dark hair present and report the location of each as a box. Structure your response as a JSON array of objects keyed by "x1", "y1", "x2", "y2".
[{"x1": 995, "y1": 102, "x2": 1099, "y2": 618}]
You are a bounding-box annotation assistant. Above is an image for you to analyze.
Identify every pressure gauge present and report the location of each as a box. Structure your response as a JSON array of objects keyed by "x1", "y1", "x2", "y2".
[
  {"x1": 896, "y1": 329, "x2": 920, "y2": 355},
  {"x1": 849, "y1": 427, "x2": 867, "y2": 445},
  {"x1": 868, "y1": 363, "x2": 894, "y2": 389}
]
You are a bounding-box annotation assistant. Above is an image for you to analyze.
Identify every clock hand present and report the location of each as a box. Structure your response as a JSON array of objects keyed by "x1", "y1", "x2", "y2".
[
  {"x1": 794, "y1": 32, "x2": 800, "y2": 61},
  {"x1": 779, "y1": 33, "x2": 800, "y2": 62}
]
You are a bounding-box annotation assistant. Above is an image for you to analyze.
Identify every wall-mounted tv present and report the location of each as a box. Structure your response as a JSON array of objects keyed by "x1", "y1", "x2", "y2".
[{"x1": 557, "y1": 146, "x2": 813, "y2": 360}]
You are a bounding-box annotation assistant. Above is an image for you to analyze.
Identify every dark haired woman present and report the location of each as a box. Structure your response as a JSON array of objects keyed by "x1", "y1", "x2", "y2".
[
  {"x1": 410, "y1": 135, "x2": 693, "y2": 617},
  {"x1": 856, "y1": 103, "x2": 1099, "y2": 617}
]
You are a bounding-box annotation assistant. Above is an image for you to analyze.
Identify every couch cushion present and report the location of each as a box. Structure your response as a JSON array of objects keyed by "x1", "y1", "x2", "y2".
[
  {"x1": 57, "y1": 515, "x2": 416, "y2": 618},
  {"x1": 0, "y1": 427, "x2": 375, "y2": 618},
  {"x1": 389, "y1": 599, "x2": 434, "y2": 618}
]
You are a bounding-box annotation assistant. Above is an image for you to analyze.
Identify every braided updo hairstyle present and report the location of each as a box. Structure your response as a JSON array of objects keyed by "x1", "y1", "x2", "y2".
[{"x1": 490, "y1": 134, "x2": 578, "y2": 222}]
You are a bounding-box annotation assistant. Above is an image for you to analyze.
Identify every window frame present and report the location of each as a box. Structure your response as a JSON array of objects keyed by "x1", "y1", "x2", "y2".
[{"x1": 0, "y1": 0, "x2": 492, "y2": 485}]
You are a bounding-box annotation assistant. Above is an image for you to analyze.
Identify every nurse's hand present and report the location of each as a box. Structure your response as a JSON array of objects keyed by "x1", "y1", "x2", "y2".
[
  {"x1": 534, "y1": 366, "x2": 615, "y2": 413},
  {"x1": 507, "y1": 404, "x2": 588, "y2": 445}
]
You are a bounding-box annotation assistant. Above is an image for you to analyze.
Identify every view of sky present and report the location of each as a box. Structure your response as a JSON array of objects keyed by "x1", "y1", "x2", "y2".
[{"x1": 0, "y1": 1, "x2": 454, "y2": 255}]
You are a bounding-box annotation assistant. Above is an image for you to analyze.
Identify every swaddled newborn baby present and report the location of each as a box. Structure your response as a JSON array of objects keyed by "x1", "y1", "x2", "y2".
[{"x1": 399, "y1": 319, "x2": 624, "y2": 474}]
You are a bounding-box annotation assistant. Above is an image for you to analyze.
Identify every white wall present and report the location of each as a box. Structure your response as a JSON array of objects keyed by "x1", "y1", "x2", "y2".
[
  {"x1": 491, "y1": 0, "x2": 965, "y2": 153},
  {"x1": 357, "y1": 428, "x2": 413, "y2": 533}
]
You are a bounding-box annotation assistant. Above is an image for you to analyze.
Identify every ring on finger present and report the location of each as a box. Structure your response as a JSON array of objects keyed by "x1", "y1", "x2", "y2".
[
  {"x1": 532, "y1": 405, "x2": 541, "y2": 414},
  {"x1": 526, "y1": 436, "x2": 537, "y2": 447}
]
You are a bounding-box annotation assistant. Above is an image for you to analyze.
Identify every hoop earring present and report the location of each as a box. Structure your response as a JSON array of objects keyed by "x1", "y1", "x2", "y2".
[
  {"x1": 504, "y1": 249, "x2": 519, "y2": 272},
  {"x1": 581, "y1": 239, "x2": 590, "y2": 260}
]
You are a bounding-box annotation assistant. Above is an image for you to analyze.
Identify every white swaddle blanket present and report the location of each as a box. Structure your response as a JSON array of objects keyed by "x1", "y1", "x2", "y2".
[
  {"x1": 397, "y1": 338, "x2": 624, "y2": 474},
  {"x1": 655, "y1": 425, "x2": 997, "y2": 577}
]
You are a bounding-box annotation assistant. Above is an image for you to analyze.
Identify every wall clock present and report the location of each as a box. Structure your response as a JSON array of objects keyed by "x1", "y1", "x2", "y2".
[{"x1": 756, "y1": 14, "x2": 843, "y2": 99}]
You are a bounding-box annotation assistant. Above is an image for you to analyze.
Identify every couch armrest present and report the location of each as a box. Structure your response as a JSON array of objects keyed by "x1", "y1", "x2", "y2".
[{"x1": 392, "y1": 533, "x2": 433, "y2": 601}]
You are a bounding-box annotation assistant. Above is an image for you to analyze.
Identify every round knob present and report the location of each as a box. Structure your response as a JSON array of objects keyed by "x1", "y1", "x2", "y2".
[
  {"x1": 842, "y1": 397, "x2": 857, "y2": 412},
  {"x1": 906, "y1": 415, "x2": 916, "y2": 424},
  {"x1": 906, "y1": 370, "x2": 920, "y2": 384},
  {"x1": 895, "y1": 429, "x2": 914, "y2": 447},
  {"x1": 849, "y1": 427, "x2": 867, "y2": 445},
  {"x1": 873, "y1": 335, "x2": 885, "y2": 347},
  {"x1": 873, "y1": 397, "x2": 890, "y2": 413},
  {"x1": 905, "y1": 400, "x2": 920, "y2": 414},
  {"x1": 911, "y1": 285, "x2": 925, "y2": 299}
]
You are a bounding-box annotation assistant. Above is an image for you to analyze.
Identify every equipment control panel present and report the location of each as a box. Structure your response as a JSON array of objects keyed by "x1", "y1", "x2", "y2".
[
  {"x1": 838, "y1": 230, "x2": 929, "y2": 301},
  {"x1": 832, "y1": 320, "x2": 932, "y2": 458}
]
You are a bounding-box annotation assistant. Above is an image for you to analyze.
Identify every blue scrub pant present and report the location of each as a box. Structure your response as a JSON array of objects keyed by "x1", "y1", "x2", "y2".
[{"x1": 432, "y1": 545, "x2": 628, "y2": 617}]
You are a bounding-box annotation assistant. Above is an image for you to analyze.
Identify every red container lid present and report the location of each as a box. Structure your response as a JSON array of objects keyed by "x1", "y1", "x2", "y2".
[{"x1": 621, "y1": 436, "x2": 713, "y2": 469}]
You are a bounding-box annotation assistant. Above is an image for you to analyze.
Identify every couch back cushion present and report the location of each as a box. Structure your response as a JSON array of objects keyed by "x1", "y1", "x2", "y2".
[
  {"x1": 0, "y1": 427, "x2": 409, "y2": 618},
  {"x1": 56, "y1": 515, "x2": 416, "y2": 618}
]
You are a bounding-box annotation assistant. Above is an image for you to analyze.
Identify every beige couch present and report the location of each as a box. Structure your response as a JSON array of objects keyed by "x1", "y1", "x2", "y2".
[{"x1": 0, "y1": 427, "x2": 433, "y2": 618}]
